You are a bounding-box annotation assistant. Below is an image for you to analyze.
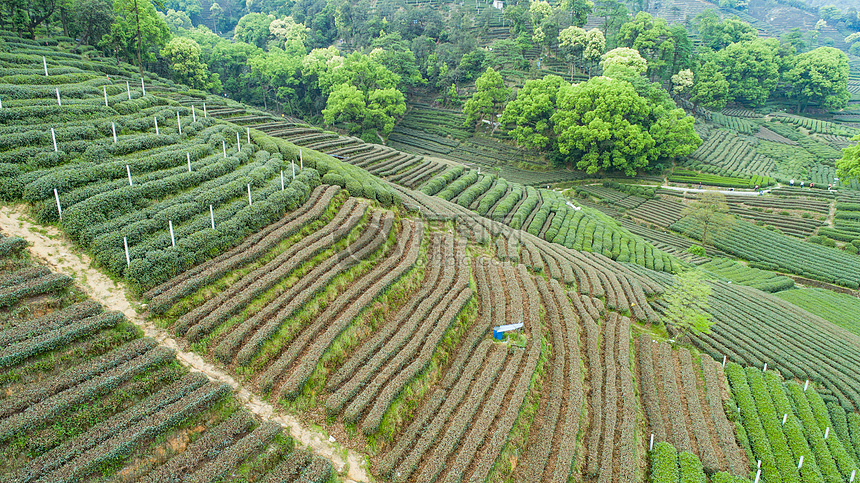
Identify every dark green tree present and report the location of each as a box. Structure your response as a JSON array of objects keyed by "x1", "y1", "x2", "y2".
[{"x1": 786, "y1": 46, "x2": 849, "y2": 112}]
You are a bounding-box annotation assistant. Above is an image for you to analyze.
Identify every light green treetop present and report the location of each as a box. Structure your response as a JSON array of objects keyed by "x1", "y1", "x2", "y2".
[
  {"x1": 786, "y1": 46, "x2": 849, "y2": 112},
  {"x1": 662, "y1": 270, "x2": 713, "y2": 341},
  {"x1": 160, "y1": 37, "x2": 213, "y2": 90},
  {"x1": 463, "y1": 67, "x2": 510, "y2": 132},
  {"x1": 600, "y1": 47, "x2": 648, "y2": 77},
  {"x1": 837, "y1": 134, "x2": 860, "y2": 182},
  {"x1": 500, "y1": 74, "x2": 566, "y2": 151}
]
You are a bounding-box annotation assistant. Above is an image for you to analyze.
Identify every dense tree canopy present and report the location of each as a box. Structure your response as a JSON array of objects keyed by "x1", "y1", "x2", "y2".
[
  {"x1": 500, "y1": 74, "x2": 566, "y2": 152},
  {"x1": 160, "y1": 36, "x2": 216, "y2": 90},
  {"x1": 600, "y1": 47, "x2": 647, "y2": 77},
  {"x1": 690, "y1": 61, "x2": 729, "y2": 111},
  {"x1": 716, "y1": 38, "x2": 780, "y2": 106},
  {"x1": 463, "y1": 67, "x2": 510, "y2": 132},
  {"x1": 786, "y1": 47, "x2": 849, "y2": 112},
  {"x1": 837, "y1": 135, "x2": 860, "y2": 182},
  {"x1": 550, "y1": 76, "x2": 700, "y2": 176}
]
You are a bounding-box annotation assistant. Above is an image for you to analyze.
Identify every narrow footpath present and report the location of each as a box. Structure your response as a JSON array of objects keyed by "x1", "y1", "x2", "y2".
[{"x1": 0, "y1": 204, "x2": 370, "y2": 483}]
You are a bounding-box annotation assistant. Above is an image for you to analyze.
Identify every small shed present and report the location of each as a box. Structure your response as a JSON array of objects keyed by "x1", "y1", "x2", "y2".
[
  {"x1": 492, "y1": 0, "x2": 504, "y2": 10},
  {"x1": 493, "y1": 322, "x2": 524, "y2": 340}
]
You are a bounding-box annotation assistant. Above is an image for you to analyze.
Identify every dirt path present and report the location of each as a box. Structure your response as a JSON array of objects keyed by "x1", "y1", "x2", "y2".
[{"x1": 0, "y1": 204, "x2": 370, "y2": 483}]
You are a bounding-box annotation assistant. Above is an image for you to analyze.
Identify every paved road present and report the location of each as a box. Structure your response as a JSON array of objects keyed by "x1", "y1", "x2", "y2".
[{"x1": 659, "y1": 185, "x2": 776, "y2": 197}]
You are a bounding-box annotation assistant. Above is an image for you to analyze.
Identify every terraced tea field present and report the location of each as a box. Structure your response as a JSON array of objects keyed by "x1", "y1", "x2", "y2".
[{"x1": 7, "y1": 34, "x2": 860, "y2": 483}]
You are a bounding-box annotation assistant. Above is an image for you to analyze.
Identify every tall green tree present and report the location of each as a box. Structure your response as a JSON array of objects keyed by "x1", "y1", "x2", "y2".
[
  {"x1": 698, "y1": 15, "x2": 757, "y2": 51},
  {"x1": 617, "y1": 12, "x2": 674, "y2": 80},
  {"x1": 463, "y1": 67, "x2": 510, "y2": 132},
  {"x1": 501, "y1": 74, "x2": 566, "y2": 151},
  {"x1": 160, "y1": 37, "x2": 214, "y2": 90},
  {"x1": 593, "y1": 0, "x2": 628, "y2": 40},
  {"x1": 70, "y1": 0, "x2": 114, "y2": 46},
  {"x1": 558, "y1": 26, "x2": 587, "y2": 79},
  {"x1": 551, "y1": 76, "x2": 700, "y2": 175},
  {"x1": 717, "y1": 38, "x2": 780, "y2": 107},
  {"x1": 102, "y1": 0, "x2": 169, "y2": 75},
  {"x1": 681, "y1": 191, "x2": 734, "y2": 246},
  {"x1": 583, "y1": 28, "x2": 606, "y2": 76},
  {"x1": 600, "y1": 47, "x2": 647, "y2": 76},
  {"x1": 786, "y1": 46, "x2": 849, "y2": 112},
  {"x1": 559, "y1": 0, "x2": 593, "y2": 28},
  {"x1": 690, "y1": 61, "x2": 729, "y2": 110},
  {"x1": 233, "y1": 12, "x2": 274, "y2": 50}
]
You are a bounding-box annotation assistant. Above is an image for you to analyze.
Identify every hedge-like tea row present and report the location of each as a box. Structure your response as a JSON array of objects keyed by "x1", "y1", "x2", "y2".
[
  {"x1": 177, "y1": 198, "x2": 366, "y2": 339},
  {"x1": 700, "y1": 258, "x2": 794, "y2": 293},
  {"x1": 0, "y1": 299, "x2": 101, "y2": 348},
  {"x1": 673, "y1": 214, "x2": 860, "y2": 288},
  {"x1": 145, "y1": 185, "x2": 339, "y2": 314},
  {"x1": 0, "y1": 272, "x2": 71, "y2": 308},
  {"x1": 11, "y1": 372, "x2": 209, "y2": 483}
]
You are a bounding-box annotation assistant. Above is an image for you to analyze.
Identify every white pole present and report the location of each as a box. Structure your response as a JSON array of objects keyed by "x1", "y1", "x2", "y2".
[
  {"x1": 43, "y1": 56, "x2": 48, "y2": 76},
  {"x1": 237, "y1": 131, "x2": 240, "y2": 151},
  {"x1": 126, "y1": 81, "x2": 131, "y2": 100},
  {"x1": 0, "y1": 97, "x2": 3, "y2": 109},
  {"x1": 291, "y1": 160, "x2": 295, "y2": 179},
  {"x1": 203, "y1": 102, "x2": 207, "y2": 117},
  {"x1": 210, "y1": 205, "x2": 215, "y2": 229},
  {"x1": 104, "y1": 85, "x2": 108, "y2": 106},
  {"x1": 758, "y1": 460, "x2": 761, "y2": 469},
  {"x1": 247, "y1": 127, "x2": 250, "y2": 145},
  {"x1": 722, "y1": 355, "x2": 726, "y2": 368},
  {"x1": 56, "y1": 88, "x2": 61, "y2": 106},
  {"x1": 54, "y1": 188, "x2": 62, "y2": 220},
  {"x1": 824, "y1": 427, "x2": 829, "y2": 439},
  {"x1": 754, "y1": 469, "x2": 761, "y2": 483},
  {"x1": 649, "y1": 433, "x2": 654, "y2": 451},
  {"x1": 280, "y1": 170, "x2": 284, "y2": 190},
  {"x1": 177, "y1": 111, "x2": 182, "y2": 135},
  {"x1": 51, "y1": 128, "x2": 57, "y2": 152},
  {"x1": 127, "y1": 165, "x2": 133, "y2": 186},
  {"x1": 247, "y1": 184, "x2": 252, "y2": 206},
  {"x1": 763, "y1": 363, "x2": 767, "y2": 372},
  {"x1": 141, "y1": 78, "x2": 145, "y2": 96},
  {"x1": 192, "y1": 105, "x2": 196, "y2": 122},
  {"x1": 169, "y1": 220, "x2": 175, "y2": 247},
  {"x1": 798, "y1": 455, "x2": 804, "y2": 469},
  {"x1": 851, "y1": 469, "x2": 855, "y2": 482},
  {"x1": 783, "y1": 414, "x2": 788, "y2": 425},
  {"x1": 112, "y1": 122, "x2": 117, "y2": 143},
  {"x1": 222, "y1": 140, "x2": 226, "y2": 158},
  {"x1": 154, "y1": 117, "x2": 159, "y2": 135},
  {"x1": 123, "y1": 236, "x2": 130, "y2": 267},
  {"x1": 804, "y1": 380, "x2": 809, "y2": 391},
  {"x1": 300, "y1": 150, "x2": 303, "y2": 170},
  {"x1": 187, "y1": 152, "x2": 191, "y2": 172}
]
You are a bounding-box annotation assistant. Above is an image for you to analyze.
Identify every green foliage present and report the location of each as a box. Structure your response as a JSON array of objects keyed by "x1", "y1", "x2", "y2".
[
  {"x1": 500, "y1": 74, "x2": 565, "y2": 152},
  {"x1": 462, "y1": 67, "x2": 509, "y2": 131},
  {"x1": 649, "y1": 441, "x2": 679, "y2": 482},
  {"x1": 717, "y1": 39, "x2": 780, "y2": 107},
  {"x1": 160, "y1": 37, "x2": 215, "y2": 91},
  {"x1": 552, "y1": 76, "x2": 700, "y2": 176},
  {"x1": 690, "y1": 61, "x2": 729, "y2": 111},
  {"x1": 686, "y1": 244, "x2": 706, "y2": 256},
  {"x1": 662, "y1": 269, "x2": 713, "y2": 338},
  {"x1": 837, "y1": 134, "x2": 860, "y2": 182},
  {"x1": 786, "y1": 47, "x2": 850, "y2": 112}
]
